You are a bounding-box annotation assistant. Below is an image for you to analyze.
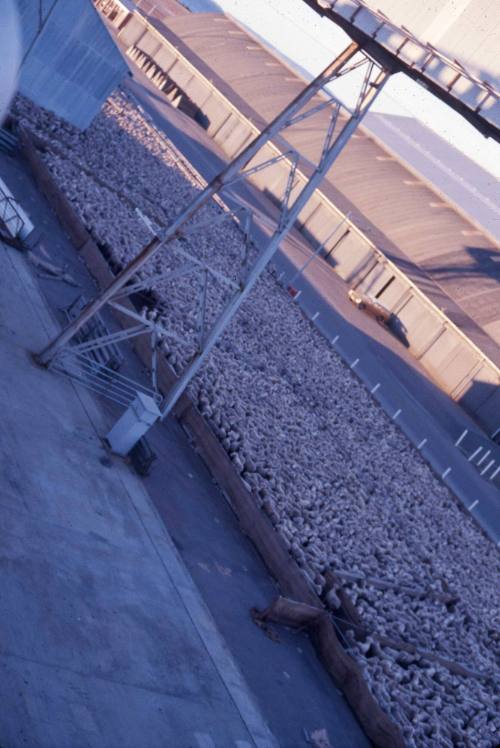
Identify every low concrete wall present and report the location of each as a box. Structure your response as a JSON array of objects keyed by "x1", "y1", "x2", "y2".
[
  {"x1": 19, "y1": 130, "x2": 90, "y2": 249},
  {"x1": 115, "y1": 9, "x2": 500, "y2": 434},
  {"x1": 19, "y1": 124, "x2": 404, "y2": 748}
]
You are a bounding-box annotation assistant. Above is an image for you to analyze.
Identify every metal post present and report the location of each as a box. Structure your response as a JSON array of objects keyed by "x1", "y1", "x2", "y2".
[
  {"x1": 159, "y1": 68, "x2": 389, "y2": 420},
  {"x1": 287, "y1": 213, "x2": 351, "y2": 290},
  {"x1": 35, "y1": 42, "x2": 360, "y2": 367}
]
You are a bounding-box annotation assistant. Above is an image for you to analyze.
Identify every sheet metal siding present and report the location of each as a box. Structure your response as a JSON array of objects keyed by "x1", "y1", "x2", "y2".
[
  {"x1": 17, "y1": 0, "x2": 128, "y2": 129},
  {"x1": 16, "y1": 0, "x2": 56, "y2": 53},
  {"x1": 357, "y1": 1, "x2": 451, "y2": 37},
  {"x1": 362, "y1": 0, "x2": 499, "y2": 87},
  {"x1": 438, "y1": 5, "x2": 499, "y2": 88}
]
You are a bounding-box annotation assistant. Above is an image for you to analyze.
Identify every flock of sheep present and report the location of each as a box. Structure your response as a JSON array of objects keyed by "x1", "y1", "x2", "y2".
[{"x1": 13, "y1": 90, "x2": 499, "y2": 747}]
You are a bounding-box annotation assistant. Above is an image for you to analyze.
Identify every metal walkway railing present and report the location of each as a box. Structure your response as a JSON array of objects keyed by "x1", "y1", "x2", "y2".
[
  {"x1": 49, "y1": 294, "x2": 161, "y2": 408},
  {"x1": 0, "y1": 183, "x2": 25, "y2": 240},
  {"x1": 51, "y1": 350, "x2": 162, "y2": 408}
]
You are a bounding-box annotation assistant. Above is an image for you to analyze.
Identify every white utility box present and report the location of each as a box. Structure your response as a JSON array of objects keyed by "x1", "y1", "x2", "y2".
[
  {"x1": 0, "y1": 176, "x2": 35, "y2": 240},
  {"x1": 106, "y1": 392, "x2": 160, "y2": 456}
]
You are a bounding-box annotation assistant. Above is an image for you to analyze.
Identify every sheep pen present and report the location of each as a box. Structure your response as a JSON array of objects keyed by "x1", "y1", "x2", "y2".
[{"x1": 12, "y1": 90, "x2": 500, "y2": 748}]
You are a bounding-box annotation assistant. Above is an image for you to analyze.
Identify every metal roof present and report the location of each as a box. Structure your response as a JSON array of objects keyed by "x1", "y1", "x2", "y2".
[{"x1": 159, "y1": 11, "x2": 500, "y2": 353}]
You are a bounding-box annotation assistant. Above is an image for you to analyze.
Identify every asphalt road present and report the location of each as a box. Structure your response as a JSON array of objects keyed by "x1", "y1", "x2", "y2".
[{"x1": 122, "y1": 64, "x2": 499, "y2": 544}]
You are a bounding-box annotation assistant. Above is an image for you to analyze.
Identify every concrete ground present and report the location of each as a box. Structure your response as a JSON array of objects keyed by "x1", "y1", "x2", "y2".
[
  {"x1": 0, "y1": 241, "x2": 279, "y2": 748},
  {"x1": 0, "y1": 150, "x2": 371, "y2": 747}
]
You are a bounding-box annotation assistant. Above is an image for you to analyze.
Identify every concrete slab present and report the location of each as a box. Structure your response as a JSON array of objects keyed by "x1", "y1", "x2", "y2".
[
  {"x1": 0, "y1": 138, "x2": 375, "y2": 747},
  {"x1": 0, "y1": 242, "x2": 277, "y2": 747}
]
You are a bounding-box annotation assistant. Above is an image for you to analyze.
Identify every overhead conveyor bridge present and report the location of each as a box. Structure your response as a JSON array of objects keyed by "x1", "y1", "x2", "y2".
[{"x1": 306, "y1": 0, "x2": 500, "y2": 142}]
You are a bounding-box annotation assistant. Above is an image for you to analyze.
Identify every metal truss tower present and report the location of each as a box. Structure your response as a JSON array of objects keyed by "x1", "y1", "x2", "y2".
[{"x1": 36, "y1": 41, "x2": 389, "y2": 433}]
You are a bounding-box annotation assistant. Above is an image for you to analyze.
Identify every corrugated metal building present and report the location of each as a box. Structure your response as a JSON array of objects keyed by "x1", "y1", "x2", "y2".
[
  {"x1": 153, "y1": 13, "x2": 500, "y2": 346},
  {"x1": 16, "y1": 0, "x2": 128, "y2": 129},
  {"x1": 117, "y1": 9, "x2": 500, "y2": 428}
]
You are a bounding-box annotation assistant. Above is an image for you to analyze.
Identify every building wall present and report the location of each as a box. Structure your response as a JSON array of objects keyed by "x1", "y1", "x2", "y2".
[{"x1": 16, "y1": 0, "x2": 128, "y2": 129}]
